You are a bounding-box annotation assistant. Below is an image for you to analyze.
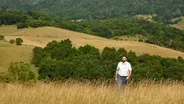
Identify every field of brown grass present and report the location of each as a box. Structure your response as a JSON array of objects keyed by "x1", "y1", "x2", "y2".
[
  {"x1": 0, "y1": 81, "x2": 183, "y2": 104},
  {"x1": 1, "y1": 25, "x2": 184, "y2": 59},
  {"x1": 0, "y1": 40, "x2": 34, "y2": 72}
]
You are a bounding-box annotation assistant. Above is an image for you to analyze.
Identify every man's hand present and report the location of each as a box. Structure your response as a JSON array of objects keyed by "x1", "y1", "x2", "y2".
[
  {"x1": 126, "y1": 70, "x2": 132, "y2": 80},
  {"x1": 126, "y1": 76, "x2": 129, "y2": 80}
]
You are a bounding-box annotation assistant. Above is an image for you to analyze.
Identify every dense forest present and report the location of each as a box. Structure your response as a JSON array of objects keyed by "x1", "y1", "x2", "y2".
[
  {"x1": 0, "y1": 10, "x2": 55, "y2": 27},
  {"x1": 1, "y1": 0, "x2": 184, "y2": 24},
  {"x1": 31, "y1": 39, "x2": 184, "y2": 81},
  {"x1": 1, "y1": 10, "x2": 184, "y2": 52}
]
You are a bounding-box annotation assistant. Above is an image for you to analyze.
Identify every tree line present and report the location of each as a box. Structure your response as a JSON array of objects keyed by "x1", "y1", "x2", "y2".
[
  {"x1": 1, "y1": 0, "x2": 184, "y2": 24},
  {"x1": 1, "y1": 10, "x2": 184, "y2": 52},
  {"x1": 0, "y1": 10, "x2": 55, "y2": 28},
  {"x1": 0, "y1": 39, "x2": 184, "y2": 82},
  {"x1": 31, "y1": 39, "x2": 184, "y2": 81}
]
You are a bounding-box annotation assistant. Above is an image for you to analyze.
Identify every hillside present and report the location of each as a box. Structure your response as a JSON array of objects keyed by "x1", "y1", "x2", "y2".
[
  {"x1": 172, "y1": 16, "x2": 184, "y2": 30},
  {"x1": 1, "y1": 25, "x2": 184, "y2": 59},
  {"x1": 1, "y1": 0, "x2": 184, "y2": 23},
  {"x1": 1, "y1": 10, "x2": 184, "y2": 52},
  {"x1": 0, "y1": 40, "x2": 33, "y2": 72}
]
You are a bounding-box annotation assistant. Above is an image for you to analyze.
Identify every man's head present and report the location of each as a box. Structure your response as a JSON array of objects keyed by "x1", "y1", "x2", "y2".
[{"x1": 121, "y1": 56, "x2": 127, "y2": 62}]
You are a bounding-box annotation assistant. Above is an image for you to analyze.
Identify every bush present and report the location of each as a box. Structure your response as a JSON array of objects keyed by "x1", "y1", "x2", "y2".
[
  {"x1": 0, "y1": 35, "x2": 4, "y2": 40},
  {"x1": 16, "y1": 38, "x2": 23, "y2": 45},
  {"x1": 28, "y1": 20, "x2": 52, "y2": 28},
  {"x1": 9, "y1": 39, "x2": 15, "y2": 44},
  {"x1": 17, "y1": 22, "x2": 28, "y2": 29},
  {"x1": 8, "y1": 62, "x2": 36, "y2": 82},
  {"x1": 138, "y1": 39, "x2": 144, "y2": 42},
  {"x1": 0, "y1": 62, "x2": 36, "y2": 83},
  {"x1": 0, "y1": 72, "x2": 14, "y2": 83}
]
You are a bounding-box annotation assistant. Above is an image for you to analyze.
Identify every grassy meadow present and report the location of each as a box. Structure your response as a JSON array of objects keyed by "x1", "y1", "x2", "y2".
[
  {"x1": 0, "y1": 81, "x2": 184, "y2": 104},
  {"x1": 0, "y1": 26, "x2": 184, "y2": 104},
  {"x1": 1, "y1": 25, "x2": 184, "y2": 59},
  {"x1": 0, "y1": 40, "x2": 34, "y2": 72}
]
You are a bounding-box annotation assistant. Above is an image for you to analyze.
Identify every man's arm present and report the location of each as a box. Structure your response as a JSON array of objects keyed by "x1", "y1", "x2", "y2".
[
  {"x1": 126, "y1": 63, "x2": 132, "y2": 80},
  {"x1": 115, "y1": 70, "x2": 118, "y2": 81},
  {"x1": 126, "y1": 70, "x2": 132, "y2": 80}
]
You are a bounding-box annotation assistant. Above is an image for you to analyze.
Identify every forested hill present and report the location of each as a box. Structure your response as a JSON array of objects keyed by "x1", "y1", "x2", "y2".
[
  {"x1": 1, "y1": 10, "x2": 184, "y2": 52},
  {"x1": 1, "y1": 0, "x2": 184, "y2": 23}
]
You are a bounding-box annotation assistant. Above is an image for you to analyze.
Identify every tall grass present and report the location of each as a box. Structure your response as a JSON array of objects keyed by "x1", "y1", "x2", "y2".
[{"x1": 0, "y1": 81, "x2": 184, "y2": 104}]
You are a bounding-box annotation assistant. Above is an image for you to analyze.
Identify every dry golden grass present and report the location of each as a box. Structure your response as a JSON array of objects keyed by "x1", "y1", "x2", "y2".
[
  {"x1": 0, "y1": 40, "x2": 34, "y2": 72},
  {"x1": 1, "y1": 25, "x2": 184, "y2": 59},
  {"x1": 0, "y1": 25, "x2": 20, "y2": 35},
  {"x1": 0, "y1": 81, "x2": 184, "y2": 104},
  {"x1": 136, "y1": 14, "x2": 156, "y2": 22},
  {"x1": 171, "y1": 17, "x2": 184, "y2": 30}
]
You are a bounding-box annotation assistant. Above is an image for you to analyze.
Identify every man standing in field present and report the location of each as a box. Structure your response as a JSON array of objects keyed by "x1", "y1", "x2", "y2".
[{"x1": 115, "y1": 56, "x2": 132, "y2": 90}]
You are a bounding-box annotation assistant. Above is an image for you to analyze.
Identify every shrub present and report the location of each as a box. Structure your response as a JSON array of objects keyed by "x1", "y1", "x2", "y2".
[
  {"x1": 17, "y1": 22, "x2": 28, "y2": 29},
  {"x1": 0, "y1": 72, "x2": 14, "y2": 83},
  {"x1": 28, "y1": 20, "x2": 52, "y2": 28},
  {"x1": 0, "y1": 35, "x2": 4, "y2": 40},
  {"x1": 16, "y1": 38, "x2": 23, "y2": 45},
  {"x1": 0, "y1": 62, "x2": 36, "y2": 83},
  {"x1": 138, "y1": 39, "x2": 144, "y2": 42},
  {"x1": 8, "y1": 62, "x2": 36, "y2": 82},
  {"x1": 9, "y1": 39, "x2": 15, "y2": 44}
]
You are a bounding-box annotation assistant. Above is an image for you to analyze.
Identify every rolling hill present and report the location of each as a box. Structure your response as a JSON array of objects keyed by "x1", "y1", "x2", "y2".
[
  {"x1": 1, "y1": 25, "x2": 184, "y2": 61},
  {"x1": 1, "y1": 0, "x2": 184, "y2": 23}
]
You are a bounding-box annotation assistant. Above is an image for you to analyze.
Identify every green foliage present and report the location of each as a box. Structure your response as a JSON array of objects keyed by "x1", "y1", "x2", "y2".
[
  {"x1": 0, "y1": 10, "x2": 56, "y2": 28},
  {"x1": 32, "y1": 39, "x2": 184, "y2": 81},
  {"x1": 138, "y1": 39, "x2": 143, "y2": 42},
  {"x1": 9, "y1": 39, "x2": 15, "y2": 44},
  {"x1": 16, "y1": 38, "x2": 23, "y2": 45},
  {"x1": 101, "y1": 47, "x2": 119, "y2": 60},
  {"x1": 0, "y1": 62, "x2": 36, "y2": 83},
  {"x1": 1, "y1": 0, "x2": 184, "y2": 23},
  {"x1": 17, "y1": 22, "x2": 28, "y2": 29},
  {"x1": 2, "y1": 10, "x2": 184, "y2": 52},
  {"x1": 78, "y1": 45, "x2": 100, "y2": 56},
  {"x1": 0, "y1": 10, "x2": 28, "y2": 25},
  {"x1": 58, "y1": 18, "x2": 184, "y2": 52},
  {"x1": 0, "y1": 35, "x2": 4, "y2": 40},
  {"x1": 0, "y1": 72, "x2": 14, "y2": 83},
  {"x1": 31, "y1": 47, "x2": 45, "y2": 67},
  {"x1": 28, "y1": 20, "x2": 53, "y2": 28},
  {"x1": 8, "y1": 62, "x2": 36, "y2": 82},
  {"x1": 33, "y1": 39, "x2": 117, "y2": 80}
]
